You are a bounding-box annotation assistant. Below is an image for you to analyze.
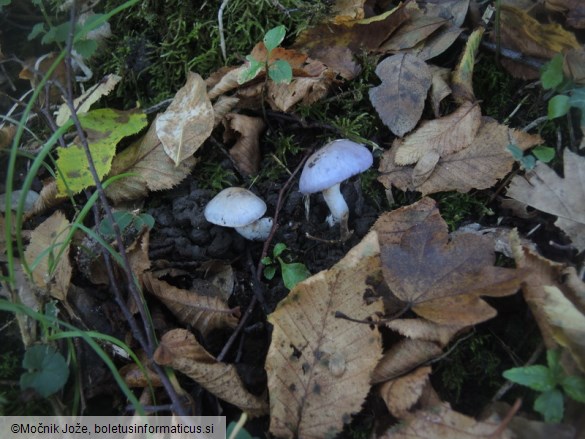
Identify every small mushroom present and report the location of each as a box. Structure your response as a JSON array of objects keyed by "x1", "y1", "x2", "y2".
[
  {"x1": 299, "y1": 139, "x2": 373, "y2": 239},
  {"x1": 204, "y1": 187, "x2": 273, "y2": 241}
]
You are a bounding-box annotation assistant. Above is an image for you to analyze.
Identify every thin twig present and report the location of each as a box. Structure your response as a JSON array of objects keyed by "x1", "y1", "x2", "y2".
[{"x1": 488, "y1": 398, "x2": 522, "y2": 439}]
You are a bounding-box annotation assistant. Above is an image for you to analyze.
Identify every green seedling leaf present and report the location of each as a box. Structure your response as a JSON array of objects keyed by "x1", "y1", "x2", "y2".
[
  {"x1": 568, "y1": 87, "x2": 585, "y2": 126},
  {"x1": 56, "y1": 108, "x2": 147, "y2": 196},
  {"x1": 264, "y1": 25, "x2": 286, "y2": 53},
  {"x1": 273, "y1": 243, "x2": 287, "y2": 258},
  {"x1": 561, "y1": 376, "x2": 585, "y2": 403},
  {"x1": 74, "y1": 39, "x2": 98, "y2": 59},
  {"x1": 264, "y1": 265, "x2": 277, "y2": 280},
  {"x1": 42, "y1": 22, "x2": 73, "y2": 45},
  {"x1": 99, "y1": 210, "x2": 134, "y2": 239},
  {"x1": 133, "y1": 212, "x2": 155, "y2": 231},
  {"x1": 269, "y1": 59, "x2": 293, "y2": 84},
  {"x1": 239, "y1": 57, "x2": 264, "y2": 84},
  {"x1": 520, "y1": 155, "x2": 536, "y2": 170},
  {"x1": 548, "y1": 95, "x2": 570, "y2": 119},
  {"x1": 532, "y1": 145, "x2": 555, "y2": 163},
  {"x1": 279, "y1": 261, "x2": 311, "y2": 290},
  {"x1": 541, "y1": 54, "x2": 564, "y2": 90},
  {"x1": 261, "y1": 256, "x2": 273, "y2": 266},
  {"x1": 534, "y1": 388, "x2": 564, "y2": 423},
  {"x1": 28, "y1": 23, "x2": 46, "y2": 41},
  {"x1": 20, "y1": 345, "x2": 69, "y2": 398},
  {"x1": 546, "y1": 350, "x2": 563, "y2": 382},
  {"x1": 503, "y1": 365, "x2": 555, "y2": 392},
  {"x1": 507, "y1": 144, "x2": 524, "y2": 160}
]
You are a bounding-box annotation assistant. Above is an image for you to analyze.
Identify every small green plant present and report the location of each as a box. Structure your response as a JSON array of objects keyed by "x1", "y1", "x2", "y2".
[
  {"x1": 20, "y1": 344, "x2": 69, "y2": 398},
  {"x1": 262, "y1": 243, "x2": 310, "y2": 290},
  {"x1": 238, "y1": 25, "x2": 293, "y2": 85},
  {"x1": 98, "y1": 210, "x2": 155, "y2": 241},
  {"x1": 503, "y1": 350, "x2": 585, "y2": 423},
  {"x1": 541, "y1": 53, "x2": 585, "y2": 126},
  {"x1": 507, "y1": 144, "x2": 555, "y2": 170}
]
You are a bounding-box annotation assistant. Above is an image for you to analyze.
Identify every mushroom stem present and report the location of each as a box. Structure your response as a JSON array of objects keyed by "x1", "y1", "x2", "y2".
[
  {"x1": 235, "y1": 217, "x2": 273, "y2": 241},
  {"x1": 322, "y1": 183, "x2": 350, "y2": 238}
]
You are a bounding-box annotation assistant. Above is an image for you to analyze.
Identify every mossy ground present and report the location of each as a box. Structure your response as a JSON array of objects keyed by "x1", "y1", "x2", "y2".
[{"x1": 1, "y1": 0, "x2": 574, "y2": 428}]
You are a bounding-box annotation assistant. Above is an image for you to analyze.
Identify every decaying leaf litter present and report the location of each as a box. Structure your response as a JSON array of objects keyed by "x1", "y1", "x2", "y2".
[{"x1": 1, "y1": 0, "x2": 585, "y2": 437}]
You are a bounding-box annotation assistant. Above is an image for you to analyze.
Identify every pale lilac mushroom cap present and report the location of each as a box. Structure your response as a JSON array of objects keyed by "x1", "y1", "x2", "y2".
[
  {"x1": 204, "y1": 187, "x2": 273, "y2": 241},
  {"x1": 299, "y1": 139, "x2": 373, "y2": 237}
]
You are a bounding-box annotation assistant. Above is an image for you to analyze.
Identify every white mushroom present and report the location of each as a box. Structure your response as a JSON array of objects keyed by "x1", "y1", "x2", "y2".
[
  {"x1": 204, "y1": 187, "x2": 273, "y2": 241},
  {"x1": 299, "y1": 139, "x2": 373, "y2": 239}
]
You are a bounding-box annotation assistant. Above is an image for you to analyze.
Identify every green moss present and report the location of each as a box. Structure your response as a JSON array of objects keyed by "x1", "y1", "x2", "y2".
[
  {"x1": 95, "y1": 0, "x2": 328, "y2": 108},
  {"x1": 432, "y1": 192, "x2": 493, "y2": 231}
]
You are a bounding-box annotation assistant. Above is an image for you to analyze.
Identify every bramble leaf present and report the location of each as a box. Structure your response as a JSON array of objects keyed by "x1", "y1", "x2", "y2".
[{"x1": 503, "y1": 365, "x2": 555, "y2": 392}]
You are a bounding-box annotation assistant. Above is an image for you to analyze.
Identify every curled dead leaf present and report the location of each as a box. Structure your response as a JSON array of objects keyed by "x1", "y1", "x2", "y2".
[
  {"x1": 379, "y1": 366, "x2": 432, "y2": 418},
  {"x1": 223, "y1": 113, "x2": 266, "y2": 176},
  {"x1": 154, "y1": 329, "x2": 268, "y2": 416},
  {"x1": 142, "y1": 272, "x2": 238, "y2": 337}
]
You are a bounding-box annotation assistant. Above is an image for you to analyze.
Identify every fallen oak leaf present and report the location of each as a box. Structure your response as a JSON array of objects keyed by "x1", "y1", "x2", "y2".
[{"x1": 154, "y1": 328, "x2": 268, "y2": 417}]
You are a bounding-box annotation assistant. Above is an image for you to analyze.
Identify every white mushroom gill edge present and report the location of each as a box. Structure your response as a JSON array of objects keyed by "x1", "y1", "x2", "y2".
[{"x1": 234, "y1": 217, "x2": 273, "y2": 241}]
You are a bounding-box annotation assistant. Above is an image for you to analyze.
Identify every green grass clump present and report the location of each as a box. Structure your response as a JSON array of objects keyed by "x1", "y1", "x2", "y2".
[{"x1": 432, "y1": 192, "x2": 493, "y2": 231}]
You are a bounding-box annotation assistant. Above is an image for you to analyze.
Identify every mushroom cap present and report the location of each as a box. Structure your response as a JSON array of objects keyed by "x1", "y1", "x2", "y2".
[
  {"x1": 204, "y1": 187, "x2": 267, "y2": 227},
  {"x1": 299, "y1": 139, "x2": 373, "y2": 194}
]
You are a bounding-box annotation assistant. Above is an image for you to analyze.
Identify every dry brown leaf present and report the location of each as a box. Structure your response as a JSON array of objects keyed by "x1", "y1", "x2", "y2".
[
  {"x1": 510, "y1": 230, "x2": 568, "y2": 349},
  {"x1": 372, "y1": 339, "x2": 442, "y2": 383},
  {"x1": 142, "y1": 272, "x2": 238, "y2": 337},
  {"x1": 412, "y1": 149, "x2": 441, "y2": 187},
  {"x1": 379, "y1": 118, "x2": 542, "y2": 195},
  {"x1": 379, "y1": 366, "x2": 432, "y2": 418},
  {"x1": 424, "y1": 0, "x2": 470, "y2": 28},
  {"x1": 542, "y1": 286, "x2": 585, "y2": 372},
  {"x1": 154, "y1": 328, "x2": 268, "y2": 416},
  {"x1": 429, "y1": 66, "x2": 452, "y2": 117},
  {"x1": 212, "y1": 96, "x2": 240, "y2": 127},
  {"x1": 56, "y1": 73, "x2": 121, "y2": 126},
  {"x1": 26, "y1": 180, "x2": 62, "y2": 219},
  {"x1": 266, "y1": 231, "x2": 384, "y2": 439},
  {"x1": 452, "y1": 27, "x2": 484, "y2": 103},
  {"x1": 379, "y1": 13, "x2": 448, "y2": 53},
  {"x1": 294, "y1": 6, "x2": 409, "y2": 52},
  {"x1": 207, "y1": 65, "x2": 246, "y2": 99},
  {"x1": 507, "y1": 148, "x2": 585, "y2": 252},
  {"x1": 413, "y1": 25, "x2": 463, "y2": 61},
  {"x1": 0, "y1": 124, "x2": 16, "y2": 149},
  {"x1": 223, "y1": 113, "x2": 265, "y2": 176},
  {"x1": 394, "y1": 102, "x2": 481, "y2": 166},
  {"x1": 545, "y1": 0, "x2": 585, "y2": 28},
  {"x1": 24, "y1": 211, "x2": 71, "y2": 301},
  {"x1": 500, "y1": 5, "x2": 581, "y2": 57},
  {"x1": 564, "y1": 48, "x2": 585, "y2": 85},
  {"x1": 155, "y1": 72, "x2": 214, "y2": 166},
  {"x1": 266, "y1": 71, "x2": 334, "y2": 112},
  {"x1": 369, "y1": 53, "x2": 432, "y2": 137},
  {"x1": 379, "y1": 402, "x2": 513, "y2": 438},
  {"x1": 385, "y1": 318, "x2": 465, "y2": 347},
  {"x1": 330, "y1": 0, "x2": 366, "y2": 23},
  {"x1": 377, "y1": 197, "x2": 524, "y2": 326},
  {"x1": 105, "y1": 117, "x2": 196, "y2": 203},
  {"x1": 119, "y1": 352, "x2": 163, "y2": 388}
]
